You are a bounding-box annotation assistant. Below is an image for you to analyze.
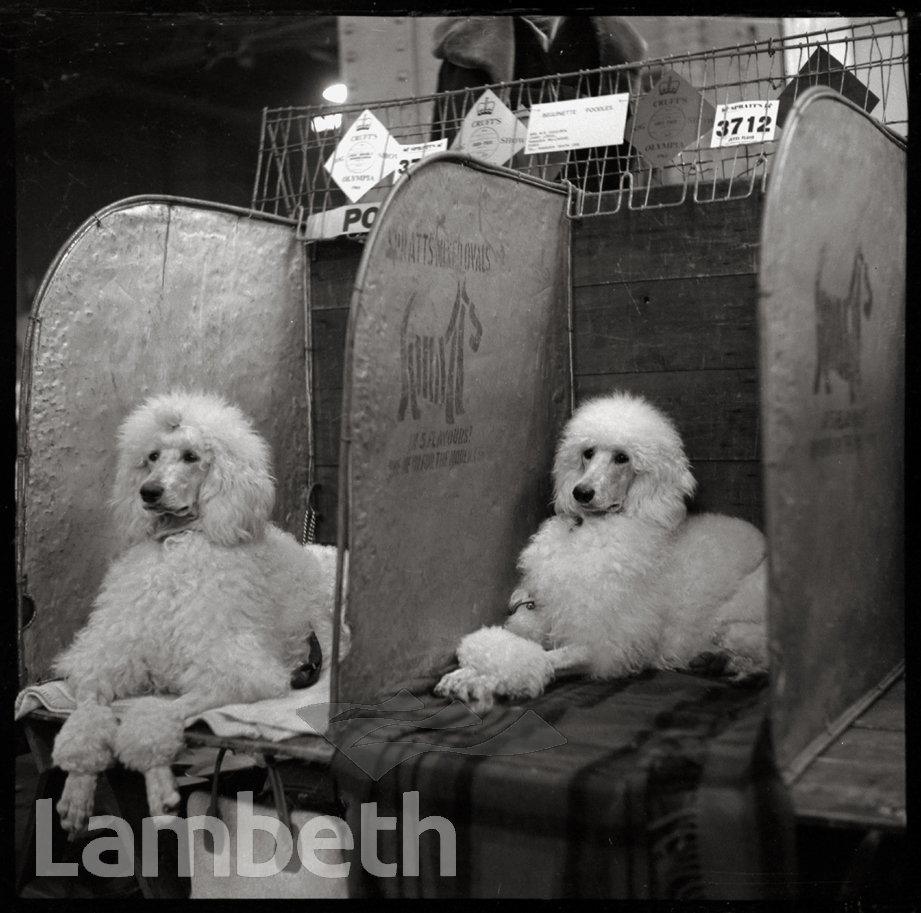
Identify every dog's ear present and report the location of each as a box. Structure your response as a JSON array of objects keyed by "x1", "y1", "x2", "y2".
[
  {"x1": 551, "y1": 438, "x2": 584, "y2": 516},
  {"x1": 110, "y1": 405, "x2": 160, "y2": 545},
  {"x1": 110, "y1": 449, "x2": 155, "y2": 545},
  {"x1": 197, "y1": 420, "x2": 275, "y2": 546},
  {"x1": 623, "y1": 439, "x2": 696, "y2": 529}
]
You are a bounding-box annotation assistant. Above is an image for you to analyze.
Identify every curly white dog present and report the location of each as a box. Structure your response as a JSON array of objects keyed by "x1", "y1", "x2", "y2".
[
  {"x1": 51, "y1": 392, "x2": 338, "y2": 834},
  {"x1": 436, "y1": 391, "x2": 767, "y2": 711}
]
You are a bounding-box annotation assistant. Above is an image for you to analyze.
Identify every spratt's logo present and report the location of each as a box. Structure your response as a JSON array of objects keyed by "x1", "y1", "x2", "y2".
[
  {"x1": 297, "y1": 689, "x2": 566, "y2": 780},
  {"x1": 814, "y1": 245, "x2": 873, "y2": 404},
  {"x1": 398, "y1": 280, "x2": 483, "y2": 425}
]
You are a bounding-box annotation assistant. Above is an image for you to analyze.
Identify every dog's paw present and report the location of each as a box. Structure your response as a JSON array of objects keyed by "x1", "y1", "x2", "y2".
[
  {"x1": 144, "y1": 766, "x2": 181, "y2": 818},
  {"x1": 712, "y1": 620, "x2": 768, "y2": 670},
  {"x1": 434, "y1": 669, "x2": 497, "y2": 714},
  {"x1": 57, "y1": 772, "x2": 98, "y2": 836},
  {"x1": 722, "y1": 655, "x2": 769, "y2": 684},
  {"x1": 443, "y1": 627, "x2": 555, "y2": 708},
  {"x1": 710, "y1": 624, "x2": 769, "y2": 683},
  {"x1": 688, "y1": 651, "x2": 730, "y2": 677}
]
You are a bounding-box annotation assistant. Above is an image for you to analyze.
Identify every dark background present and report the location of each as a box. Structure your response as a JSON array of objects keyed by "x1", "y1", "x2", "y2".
[{"x1": 12, "y1": 9, "x2": 340, "y2": 376}]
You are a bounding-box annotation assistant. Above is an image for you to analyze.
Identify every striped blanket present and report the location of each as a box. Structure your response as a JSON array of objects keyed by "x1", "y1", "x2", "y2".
[{"x1": 331, "y1": 669, "x2": 795, "y2": 899}]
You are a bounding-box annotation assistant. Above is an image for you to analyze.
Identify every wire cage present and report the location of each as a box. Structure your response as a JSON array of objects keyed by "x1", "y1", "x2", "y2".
[{"x1": 251, "y1": 16, "x2": 907, "y2": 232}]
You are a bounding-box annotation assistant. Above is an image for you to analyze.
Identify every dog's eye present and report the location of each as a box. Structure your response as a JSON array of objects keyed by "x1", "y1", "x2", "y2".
[
  {"x1": 182, "y1": 451, "x2": 200, "y2": 464},
  {"x1": 148, "y1": 451, "x2": 159, "y2": 463},
  {"x1": 582, "y1": 448, "x2": 595, "y2": 461},
  {"x1": 614, "y1": 452, "x2": 630, "y2": 464}
]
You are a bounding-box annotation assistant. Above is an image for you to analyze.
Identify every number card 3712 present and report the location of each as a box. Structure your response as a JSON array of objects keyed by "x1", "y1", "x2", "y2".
[{"x1": 711, "y1": 100, "x2": 779, "y2": 148}]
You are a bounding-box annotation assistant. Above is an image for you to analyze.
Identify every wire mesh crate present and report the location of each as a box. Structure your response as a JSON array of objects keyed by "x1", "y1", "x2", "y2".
[{"x1": 251, "y1": 16, "x2": 907, "y2": 230}]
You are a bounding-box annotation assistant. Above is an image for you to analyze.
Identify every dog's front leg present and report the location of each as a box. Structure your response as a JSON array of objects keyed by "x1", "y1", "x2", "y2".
[
  {"x1": 52, "y1": 700, "x2": 119, "y2": 835},
  {"x1": 544, "y1": 643, "x2": 594, "y2": 678},
  {"x1": 115, "y1": 690, "x2": 239, "y2": 819},
  {"x1": 112, "y1": 696, "x2": 187, "y2": 818}
]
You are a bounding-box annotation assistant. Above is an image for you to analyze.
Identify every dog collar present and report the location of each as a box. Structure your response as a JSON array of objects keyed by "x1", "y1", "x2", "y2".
[{"x1": 157, "y1": 529, "x2": 195, "y2": 546}]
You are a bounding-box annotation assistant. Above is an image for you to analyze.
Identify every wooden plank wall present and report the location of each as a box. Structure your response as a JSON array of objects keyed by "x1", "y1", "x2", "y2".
[
  {"x1": 571, "y1": 191, "x2": 764, "y2": 527},
  {"x1": 309, "y1": 237, "x2": 358, "y2": 545},
  {"x1": 308, "y1": 190, "x2": 765, "y2": 543}
]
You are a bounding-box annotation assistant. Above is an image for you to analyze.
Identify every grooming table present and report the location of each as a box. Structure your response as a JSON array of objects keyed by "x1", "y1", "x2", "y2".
[{"x1": 17, "y1": 709, "x2": 338, "y2": 898}]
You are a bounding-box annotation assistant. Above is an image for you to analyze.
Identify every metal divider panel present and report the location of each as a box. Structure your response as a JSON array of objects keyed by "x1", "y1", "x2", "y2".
[
  {"x1": 338, "y1": 154, "x2": 571, "y2": 705},
  {"x1": 18, "y1": 199, "x2": 309, "y2": 685},
  {"x1": 759, "y1": 89, "x2": 905, "y2": 776}
]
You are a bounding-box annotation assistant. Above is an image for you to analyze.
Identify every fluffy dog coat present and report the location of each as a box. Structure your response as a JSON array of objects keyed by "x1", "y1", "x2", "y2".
[
  {"x1": 436, "y1": 392, "x2": 768, "y2": 711},
  {"x1": 51, "y1": 392, "x2": 336, "y2": 833}
]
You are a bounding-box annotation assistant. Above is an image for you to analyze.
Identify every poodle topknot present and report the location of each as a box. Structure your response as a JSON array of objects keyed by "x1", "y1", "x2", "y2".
[
  {"x1": 51, "y1": 391, "x2": 339, "y2": 834},
  {"x1": 437, "y1": 390, "x2": 768, "y2": 712}
]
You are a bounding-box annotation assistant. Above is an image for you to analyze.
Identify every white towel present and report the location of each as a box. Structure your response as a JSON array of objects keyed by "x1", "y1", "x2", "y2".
[
  {"x1": 191, "y1": 670, "x2": 332, "y2": 740},
  {"x1": 15, "y1": 670, "x2": 333, "y2": 741}
]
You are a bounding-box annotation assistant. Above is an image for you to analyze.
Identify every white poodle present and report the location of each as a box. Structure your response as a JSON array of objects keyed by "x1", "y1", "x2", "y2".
[
  {"x1": 436, "y1": 391, "x2": 768, "y2": 711},
  {"x1": 51, "y1": 392, "x2": 338, "y2": 834}
]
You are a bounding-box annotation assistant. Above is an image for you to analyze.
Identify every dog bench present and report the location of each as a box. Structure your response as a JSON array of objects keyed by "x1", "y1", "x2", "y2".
[
  {"x1": 321, "y1": 90, "x2": 903, "y2": 899},
  {"x1": 15, "y1": 199, "x2": 330, "y2": 898}
]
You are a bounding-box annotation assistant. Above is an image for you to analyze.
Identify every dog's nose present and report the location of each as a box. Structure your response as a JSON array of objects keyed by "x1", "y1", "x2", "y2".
[
  {"x1": 140, "y1": 482, "x2": 163, "y2": 504},
  {"x1": 573, "y1": 484, "x2": 594, "y2": 504}
]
